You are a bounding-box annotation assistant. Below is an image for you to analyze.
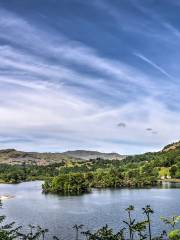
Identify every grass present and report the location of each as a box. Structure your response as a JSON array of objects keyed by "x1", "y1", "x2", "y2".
[{"x1": 159, "y1": 167, "x2": 170, "y2": 177}]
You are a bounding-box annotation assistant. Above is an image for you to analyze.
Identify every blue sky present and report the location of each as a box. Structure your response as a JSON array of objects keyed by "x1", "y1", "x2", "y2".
[{"x1": 0, "y1": 0, "x2": 180, "y2": 154}]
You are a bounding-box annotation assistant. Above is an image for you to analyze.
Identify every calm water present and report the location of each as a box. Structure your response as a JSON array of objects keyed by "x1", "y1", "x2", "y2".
[{"x1": 0, "y1": 181, "x2": 180, "y2": 239}]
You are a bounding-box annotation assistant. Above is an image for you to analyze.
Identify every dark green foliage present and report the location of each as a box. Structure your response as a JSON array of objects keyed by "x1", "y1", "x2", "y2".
[
  {"x1": 45, "y1": 152, "x2": 165, "y2": 195},
  {"x1": 0, "y1": 202, "x2": 180, "y2": 239},
  {"x1": 43, "y1": 173, "x2": 90, "y2": 195},
  {"x1": 0, "y1": 210, "x2": 49, "y2": 240},
  {"x1": 82, "y1": 224, "x2": 126, "y2": 240},
  {"x1": 43, "y1": 165, "x2": 159, "y2": 195},
  {"x1": 169, "y1": 166, "x2": 177, "y2": 178},
  {"x1": 168, "y1": 230, "x2": 180, "y2": 240},
  {"x1": 0, "y1": 163, "x2": 61, "y2": 183}
]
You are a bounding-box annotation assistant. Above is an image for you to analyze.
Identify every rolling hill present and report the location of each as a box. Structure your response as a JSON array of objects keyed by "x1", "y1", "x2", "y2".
[
  {"x1": 0, "y1": 148, "x2": 125, "y2": 165},
  {"x1": 62, "y1": 150, "x2": 124, "y2": 161},
  {"x1": 0, "y1": 140, "x2": 179, "y2": 166}
]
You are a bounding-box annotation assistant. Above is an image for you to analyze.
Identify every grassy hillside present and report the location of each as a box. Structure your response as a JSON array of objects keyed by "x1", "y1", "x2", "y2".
[{"x1": 123, "y1": 141, "x2": 180, "y2": 179}]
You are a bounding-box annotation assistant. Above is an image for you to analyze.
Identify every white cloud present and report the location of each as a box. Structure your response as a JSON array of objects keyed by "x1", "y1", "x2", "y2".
[{"x1": 0, "y1": 7, "x2": 179, "y2": 153}]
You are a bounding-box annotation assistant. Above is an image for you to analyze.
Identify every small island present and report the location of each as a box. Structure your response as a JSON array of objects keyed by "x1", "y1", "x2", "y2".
[{"x1": 42, "y1": 173, "x2": 90, "y2": 195}]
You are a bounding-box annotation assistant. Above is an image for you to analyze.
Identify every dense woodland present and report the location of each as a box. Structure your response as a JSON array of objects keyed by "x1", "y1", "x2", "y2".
[
  {"x1": 43, "y1": 143, "x2": 180, "y2": 194},
  {"x1": 0, "y1": 142, "x2": 179, "y2": 195}
]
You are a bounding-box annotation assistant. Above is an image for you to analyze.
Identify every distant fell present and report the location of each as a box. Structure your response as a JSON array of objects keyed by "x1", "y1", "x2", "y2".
[
  {"x1": 0, "y1": 148, "x2": 124, "y2": 165},
  {"x1": 0, "y1": 140, "x2": 179, "y2": 166},
  {"x1": 62, "y1": 150, "x2": 125, "y2": 160}
]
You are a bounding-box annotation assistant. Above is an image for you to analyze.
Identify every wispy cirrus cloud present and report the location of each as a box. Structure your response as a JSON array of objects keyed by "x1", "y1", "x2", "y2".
[
  {"x1": 134, "y1": 52, "x2": 173, "y2": 79},
  {"x1": 0, "y1": 1, "x2": 179, "y2": 154}
]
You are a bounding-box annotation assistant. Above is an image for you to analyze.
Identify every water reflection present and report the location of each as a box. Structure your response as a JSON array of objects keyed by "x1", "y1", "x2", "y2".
[{"x1": 161, "y1": 181, "x2": 180, "y2": 188}]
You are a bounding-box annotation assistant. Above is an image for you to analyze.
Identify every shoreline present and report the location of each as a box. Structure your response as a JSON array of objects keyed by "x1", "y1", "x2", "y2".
[
  {"x1": 0, "y1": 195, "x2": 14, "y2": 200},
  {"x1": 162, "y1": 178, "x2": 180, "y2": 183}
]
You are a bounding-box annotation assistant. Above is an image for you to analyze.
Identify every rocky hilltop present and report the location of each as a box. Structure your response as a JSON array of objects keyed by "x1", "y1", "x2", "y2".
[
  {"x1": 162, "y1": 141, "x2": 180, "y2": 152},
  {"x1": 0, "y1": 148, "x2": 125, "y2": 165}
]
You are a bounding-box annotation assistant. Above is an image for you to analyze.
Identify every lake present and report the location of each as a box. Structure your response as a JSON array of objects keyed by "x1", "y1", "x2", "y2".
[{"x1": 0, "y1": 181, "x2": 180, "y2": 239}]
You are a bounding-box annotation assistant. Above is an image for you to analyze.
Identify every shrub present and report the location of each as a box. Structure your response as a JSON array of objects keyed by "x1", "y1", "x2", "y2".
[{"x1": 168, "y1": 229, "x2": 180, "y2": 240}]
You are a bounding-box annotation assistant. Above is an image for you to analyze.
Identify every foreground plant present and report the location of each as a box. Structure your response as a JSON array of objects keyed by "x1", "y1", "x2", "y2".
[
  {"x1": 161, "y1": 216, "x2": 180, "y2": 230},
  {"x1": 0, "y1": 201, "x2": 180, "y2": 240},
  {"x1": 142, "y1": 205, "x2": 154, "y2": 240},
  {"x1": 73, "y1": 224, "x2": 84, "y2": 240},
  {"x1": 161, "y1": 216, "x2": 180, "y2": 240},
  {"x1": 168, "y1": 229, "x2": 180, "y2": 240},
  {"x1": 124, "y1": 205, "x2": 135, "y2": 240},
  {"x1": 82, "y1": 224, "x2": 126, "y2": 240}
]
